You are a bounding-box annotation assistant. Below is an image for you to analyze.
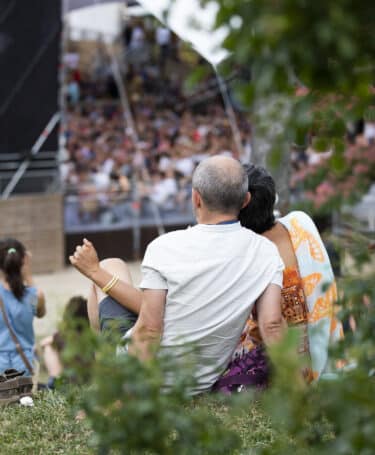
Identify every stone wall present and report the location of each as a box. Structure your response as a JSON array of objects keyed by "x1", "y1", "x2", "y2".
[{"x1": 0, "y1": 194, "x2": 64, "y2": 273}]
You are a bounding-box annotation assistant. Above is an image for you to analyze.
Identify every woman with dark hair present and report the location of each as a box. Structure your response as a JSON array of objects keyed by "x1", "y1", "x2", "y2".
[
  {"x1": 0, "y1": 238, "x2": 46, "y2": 374},
  {"x1": 234, "y1": 164, "x2": 343, "y2": 381}
]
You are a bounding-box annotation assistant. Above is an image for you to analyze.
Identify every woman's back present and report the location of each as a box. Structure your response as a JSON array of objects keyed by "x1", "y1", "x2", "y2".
[
  {"x1": 262, "y1": 221, "x2": 299, "y2": 270},
  {"x1": 238, "y1": 165, "x2": 343, "y2": 380},
  {"x1": 0, "y1": 284, "x2": 38, "y2": 352},
  {"x1": 0, "y1": 238, "x2": 46, "y2": 374}
]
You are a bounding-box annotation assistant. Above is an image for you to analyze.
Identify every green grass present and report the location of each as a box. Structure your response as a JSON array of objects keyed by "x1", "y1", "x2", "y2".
[
  {"x1": 0, "y1": 391, "x2": 92, "y2": 455},
  {"x1": 190, "y1": 394, "x2": 276, "y2": 453},
  {"x1": 0, "y1": 390, "x2": 275, "y2": 454}
]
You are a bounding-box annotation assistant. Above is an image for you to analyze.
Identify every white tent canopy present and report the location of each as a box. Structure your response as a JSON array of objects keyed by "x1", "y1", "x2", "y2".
[
  {"x1": 67, "y1": 3, "x2": 123, "y2": 40},
  {"x1": 64, "y1": 0, "x2": 228, "y2": 65},
  {"x1": 137, "y1": 0, "x2": 228, "y2": 66}
]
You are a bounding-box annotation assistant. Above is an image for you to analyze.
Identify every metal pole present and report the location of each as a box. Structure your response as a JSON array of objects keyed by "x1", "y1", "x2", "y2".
[
  {"x1": 1, "y1": 112, "x2": 60, "y2": 200},
  {"x1": 109, "y1": 41, "x2": 166, "y2": 259},
  {"x1": 213, "y1": 66, "x2": 244, "y2": 158}
]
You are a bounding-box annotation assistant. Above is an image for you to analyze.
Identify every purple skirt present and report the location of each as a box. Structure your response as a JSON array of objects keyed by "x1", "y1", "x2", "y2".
[{"x1": 212, "y1": 346, "x2": 270, "y2": 395}]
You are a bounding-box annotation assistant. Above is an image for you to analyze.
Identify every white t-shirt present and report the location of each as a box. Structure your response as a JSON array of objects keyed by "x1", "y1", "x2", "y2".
[
  {"x1": 174, "y1": 157, "x2": 195, "y2": 176},
  {"x1": 140, "y1": 222, "x2": 284, "y2": 394},
  {"x1": 150, "y1": 178, "x2": 178, "y2": 206}
]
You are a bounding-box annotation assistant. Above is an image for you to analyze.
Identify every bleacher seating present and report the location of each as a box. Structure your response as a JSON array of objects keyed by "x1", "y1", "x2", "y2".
[{"x1": 0, "y1": 150, "x2": 58, "y2": 195}]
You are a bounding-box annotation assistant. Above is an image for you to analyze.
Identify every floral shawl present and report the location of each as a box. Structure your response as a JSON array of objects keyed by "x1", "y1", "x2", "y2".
[{"x1": 278, "y1": 211, "x2": 343, "y2": 379}]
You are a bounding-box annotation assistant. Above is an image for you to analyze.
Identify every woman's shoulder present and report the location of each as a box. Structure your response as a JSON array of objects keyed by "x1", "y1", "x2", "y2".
[
  {"x1": 24, "y1": 286, "x2": 38, "y2": 296},
  {"x1": 0, "y1": 284, "x2": 37, "y2": 295},
  {"x1": 0, "y1": 283, "x2": 12, "y2": 299},
  {"x1": 23, "y1": 286, "x2": 38, "y2": 306}
]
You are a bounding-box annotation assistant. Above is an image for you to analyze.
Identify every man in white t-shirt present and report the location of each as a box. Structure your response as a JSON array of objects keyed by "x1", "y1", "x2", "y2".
[
  {"x1": 130, "y1": 156, "x2": 284, "y2": 393},
  {"x1": 71, "y1": 156, "x2": 284, "y2": 394}
]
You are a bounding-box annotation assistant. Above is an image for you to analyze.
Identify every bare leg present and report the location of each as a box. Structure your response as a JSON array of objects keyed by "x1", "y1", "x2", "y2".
[{"x1": 87, "y1": 258, "x2": 134, "y2": 332}]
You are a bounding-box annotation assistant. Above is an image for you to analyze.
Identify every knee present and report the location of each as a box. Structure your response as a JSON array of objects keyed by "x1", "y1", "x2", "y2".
[
  {"x1": 100, "y1": 258, "x2": 127, "y2": 268},
  {"x1": 99, "y1": 258, "x2": 131, "y2": 278}
]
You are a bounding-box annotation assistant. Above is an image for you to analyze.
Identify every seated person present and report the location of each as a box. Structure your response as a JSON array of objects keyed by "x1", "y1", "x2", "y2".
[
  {"x1": 0, "y1": 239, "x2": 46, "y2": 375},
  {"x1": 41, "y1": 296, "x2": 89, "y2": 388},
  {"x1": 70, "y1": 156, "x2": 285, "y2": 395},
  {"x1": 236, "y1": 165, "x2": 343, "y2": 380}
]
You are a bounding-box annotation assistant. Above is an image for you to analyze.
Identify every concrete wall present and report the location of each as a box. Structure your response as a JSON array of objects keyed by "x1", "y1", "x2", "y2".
[
  {"x1": 0, "y1": 194, "x2": 64, "y2": 273},
  {"x1": 65, "y1": 223, "x2": 187, "y2": 264}
]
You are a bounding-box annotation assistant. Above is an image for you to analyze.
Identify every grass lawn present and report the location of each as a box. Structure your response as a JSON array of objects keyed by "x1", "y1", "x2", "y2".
[
  {"x1": 0, "y1": 392, "x2": 92, "y2": 455},
  {"x1": 2, "y1": 266, "x2": 277, "y2": 454},
  {"x1": 0, "y1": 390, "x2": 275, "y2": 454}
]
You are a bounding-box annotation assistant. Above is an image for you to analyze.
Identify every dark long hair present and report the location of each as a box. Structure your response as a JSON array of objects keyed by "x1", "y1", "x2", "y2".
[
  {"x1": 0, "y1": 238, "x2": 26, "y2": 300},
  {"x1": 239, "y1": 164, "x2": 276, "y2": 234}
]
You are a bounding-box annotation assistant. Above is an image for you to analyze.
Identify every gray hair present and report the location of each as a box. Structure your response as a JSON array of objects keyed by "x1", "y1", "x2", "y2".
[{"x1": 192, "y1": 156, "x2": 248, "y2": 214}]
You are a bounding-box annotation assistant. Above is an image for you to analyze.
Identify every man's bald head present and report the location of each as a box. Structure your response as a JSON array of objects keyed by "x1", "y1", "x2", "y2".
[{"x1": 192, "y1": 156, "x2": 248, "y2": 215}]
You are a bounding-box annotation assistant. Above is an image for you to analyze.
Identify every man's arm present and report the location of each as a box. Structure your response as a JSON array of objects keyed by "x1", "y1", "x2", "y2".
[
  {"x1": 256, "y1": 284, "x2": 284, "y2": 346},
  {"x1": 128, "y1": 289, "x2": 167, "y2": 361}
]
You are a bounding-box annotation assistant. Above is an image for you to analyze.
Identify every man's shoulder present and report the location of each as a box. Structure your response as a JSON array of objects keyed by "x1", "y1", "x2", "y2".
[
  {"x1": 239, "y1": 228, "x2": 282, "y2": 267},
  {"x1": 147, "y1": 228, "x2": 188, "y2": 249},
  {"x1": 240, "y1": 226, "x2": 278, "y2": 248}
]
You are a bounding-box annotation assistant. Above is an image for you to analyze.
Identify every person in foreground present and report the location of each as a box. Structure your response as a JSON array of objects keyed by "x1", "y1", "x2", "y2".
[
  {"x1": 70, "y1": 156, "x2": 285, "y2": 394},
  {"x1": 41, "y1": 295, "x2": 89, "y2": 389},
  {"x1": 0, "y1": 238, "x2": 46, "y2": 374},
  {"x1": 235, "y1": 165, "x2": 343, "y2": 381}
]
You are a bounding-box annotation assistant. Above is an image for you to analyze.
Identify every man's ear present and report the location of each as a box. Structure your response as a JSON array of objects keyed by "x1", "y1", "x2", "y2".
[
  {"x1": 241, "y1": 191, "x2": 251, "y2": 209},
  {"x1": 192, "y1": 188, "x2": 202, "y2": 208}
]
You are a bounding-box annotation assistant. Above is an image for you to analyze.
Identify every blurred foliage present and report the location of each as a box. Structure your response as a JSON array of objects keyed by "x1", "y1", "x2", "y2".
[
  {"x1": 58, "y1": 315, "x2": 98, "y2": 387},
  {"x1": 292, "y1": 144, "x2": 375, "y2": 215},
  {"x1": 53, "y1": 3, "x2": 375, "y2": 454},
  {"x1": 209, "y1": 0, "x2": 374, "y2": 94},
  {"x1": 194, "y1": 2, "x2": 375, "y2": 454},
  {"x1": 197, "y1": 0, "x2": 374, "y2": 179},
  {"x1": 80, "y1": 339, "x2": 241, "y2": 454},
  {"x1": 258, "y1": 235, "x2": 375, "y2": 454}
]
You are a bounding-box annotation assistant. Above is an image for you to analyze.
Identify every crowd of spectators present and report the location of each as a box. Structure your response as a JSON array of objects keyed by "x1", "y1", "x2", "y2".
[
  {"x1": 61, "y1": 21, "x2": 252, "y2": 227},
  {"x1": 61, "y1": 20, "x2": 374, "y2": 229}
]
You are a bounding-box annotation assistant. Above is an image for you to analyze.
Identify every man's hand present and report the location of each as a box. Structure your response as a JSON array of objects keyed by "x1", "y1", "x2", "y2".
[{"x1": 69, "y1": 238, "x2": 100, "y2": 279}]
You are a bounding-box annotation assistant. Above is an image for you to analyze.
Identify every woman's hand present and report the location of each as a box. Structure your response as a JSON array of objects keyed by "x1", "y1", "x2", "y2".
[
  {"x1": 69, "y1": 238, "x2": 100, "y2": 280},
  {"x1": 40, "y1": 335, "x2": 54, "y2": 348}
]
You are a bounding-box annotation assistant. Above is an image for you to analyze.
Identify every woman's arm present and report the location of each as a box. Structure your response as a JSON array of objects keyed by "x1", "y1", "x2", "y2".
[
  {"x1": 69, "y1": 239, "x2": 142, "y2": 314},
  {"x1": 89, "y1": 265, "x2": 142, "y2": 314},
  {"x1": 36, "y1": 290, "x2": 46, "y2": 318},
  {"x1": 22, "y1": 251, "x2": 46, "y2": 318}
]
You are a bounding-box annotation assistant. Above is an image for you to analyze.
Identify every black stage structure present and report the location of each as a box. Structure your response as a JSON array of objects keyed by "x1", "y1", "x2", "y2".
[
  {"x1": 0, "y1": 0, "x2": 61, "y2": 195},
  {"x1": 0, "y1": 0, "x2": 198, "y2": 261}
]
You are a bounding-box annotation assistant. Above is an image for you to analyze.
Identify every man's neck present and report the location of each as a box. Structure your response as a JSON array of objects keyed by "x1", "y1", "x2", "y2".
[{"x1": 197, "y1": 212, "x2": 238, "y2": 225}]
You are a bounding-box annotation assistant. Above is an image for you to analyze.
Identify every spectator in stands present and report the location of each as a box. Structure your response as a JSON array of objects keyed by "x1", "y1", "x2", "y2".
[
  {"x1": 0, "y1": 239, "x2": 46, "y2": 374},
  {"x1": 61, "y1": 27, "x2": 255, "y2": 226},
  {"x1": 155, "y1": 26, "x2": 171, "y2": 71},
  {"x1": 66, "y1": 74, "x2": 80, "y2": 106},
  {"x1": 149, "y1": 169, "x2": 178, "y2": 211}
]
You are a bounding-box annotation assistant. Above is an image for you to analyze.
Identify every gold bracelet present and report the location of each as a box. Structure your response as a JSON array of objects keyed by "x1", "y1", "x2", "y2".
[{"x1": 101, "y1": 275, "x2": 119, "y2": 294}]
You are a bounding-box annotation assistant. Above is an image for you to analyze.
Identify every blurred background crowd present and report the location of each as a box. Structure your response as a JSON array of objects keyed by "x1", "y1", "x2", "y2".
[{"x1": 61, "y1": 16, "x2": 375, "y2": 231}]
